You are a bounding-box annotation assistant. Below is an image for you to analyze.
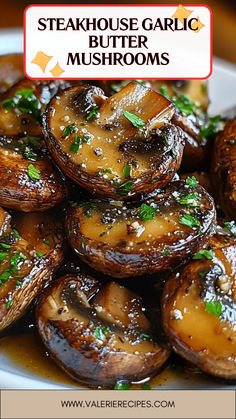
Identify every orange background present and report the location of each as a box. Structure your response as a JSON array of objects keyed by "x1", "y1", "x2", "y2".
[{"x1": 1, "y1": 0, "x2": 236, "y2": 65}]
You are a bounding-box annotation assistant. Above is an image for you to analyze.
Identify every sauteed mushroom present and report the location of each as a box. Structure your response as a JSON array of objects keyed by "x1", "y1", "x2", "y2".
[
  {"x1": 0, "y1": 54, "x2": 24, "y2": 94},
  {"x1": 0, "y1": 208, "x2": 65, "y2": 332},
  {"x1": 66, "y1": 180, "x2": 216, "y2": 278},
  {"x1": 0, "y1": 135, "x2": 68, "y2": 211},
  {"x1": 162, "y1": 226, "x2": 236, "y2": 379},
  {"x1": 43, "y1": 82, "x2": 185, "y2": 199},
  {"x1": 212, "y1": 119, "x2": 236, "y2": 220},
  {"x1": 36, "y1": 276, "x2": 170, "y2": 387}
]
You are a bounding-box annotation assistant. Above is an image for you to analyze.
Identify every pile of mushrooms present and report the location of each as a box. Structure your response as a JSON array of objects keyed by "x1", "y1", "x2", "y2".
[{"x1": 0, "y1": 54, "x2": 236, "y2": 388}]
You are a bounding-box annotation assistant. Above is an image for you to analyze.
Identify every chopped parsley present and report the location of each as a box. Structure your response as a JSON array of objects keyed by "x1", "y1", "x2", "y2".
[
  {"x1": 139, "y1": 204, "x2": 157, "y2": 221},
  {"x1": 0, "y1": 269, "x2": 11, "y2": 285},
  {"x1": 43, "y1": 239, "x2": 50, "y2": 246},
  {"x1": 200, "y1": 115, "x2": 221, "y2": 138},
  {"x1": 193, "y1": 249, "x2": 214, "y2": 260},
  {"x1": 78, "y1": 201, "x2": 97, "y2": 210},
  {"x1": 87, "y1": 105, "x2": 99, "y2": 120},
  {"x1": 162, "y1": 132, "x2": 169, "y2": 146},
  {"x1": 5, "y1": 300, "x2": 13, "y2": 309},
  {"x1": 10, "y1": 252, "x2": 27, "y2": 273},
  {"x1": 114, "y1": 382, "x2": 130, "y2": 390},
  {"x1": 93, "y1": 326, "x2": 110, "y2": 341},
  {"x1": 27, "y1": 164, "x2": 40, "y2": 180},
  {"x1": 2, "y1": 88, "x2": 42, "y2": 122},
  {"x1": 162, "y1": 249, "x2": 169, "y2": 255},
  {"x1": 117, "y1": 180, "x2": 133, "y2": 195},
  {"x1": 142, "y1": 383, "x2": 151, "y2": 390},
  {"x1": 179, "y1": 214, "x2": 200, "y2": 229},
  {"x1": 0, "y1": 252, "x2": 7, "y2": 263},
  {"x1": 0, "y1": 243, "x2": 11, "y2": 249},
  {"x1": 122, "y1": 110, "x2": 146, "y2": 129},
  {"x1": 205, "y1": 300, "x2": 222, "y2": 318},
  {"x1": 13, "y1": 229, "x2": 21, "y2": 239},
  {"x1": 177, "y1": 193, "x2": 200, "y2": 208},
  {"x1": 36, "y1": 252, "x2": 44, "y2": 258},
  {"x1": 70, "y1": 135, "x2": 81, "y2": 153},
  {"x1": 140, "y1": 333, "x2": 151, "y2": 340},
  {"x1": 82, "y1": 135, "x2": 89, "y2": 143},
  {"x1": 185, "y1": 176, "x2": 197, "y2": 189},
  {"x1": 224, "y1": 221, "x2": 236, "y2": 237},
  {"x1": 123, "y1": 165, "x2": 131, "y2": 178},
  {"x1": 18, "y1": 136, "x2": 42, "y2": 161},
  {"x1": 110, "y1": 79, "x2": 146, "y2": 94},
  {"x1": 159, "y1": 86, "x2": 198, "y2": 116},
  {"x1": 62, "y1": 124, "x2": 77, "y2": 138}
]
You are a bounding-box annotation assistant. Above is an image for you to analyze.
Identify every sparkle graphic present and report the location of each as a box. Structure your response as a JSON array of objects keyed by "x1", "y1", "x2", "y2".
[
  {"x1": 31, "y1": 51, "x2": 52, "y2": 73},
  {"x1": 191, "y1": 17, "x2": 205, "y2": 33},
  {"x1": 172, "y1": 5, "x2": 192, "y2": 26},
  {"x1": 50, "y1": 62, "x2": 65, "y2": 78}
]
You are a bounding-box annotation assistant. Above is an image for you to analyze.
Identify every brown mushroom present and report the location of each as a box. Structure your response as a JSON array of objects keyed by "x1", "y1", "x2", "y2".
[
  {"x1": 36, "y1": 276, "x2": 170, "y2": 387},
  {"x1": 0, "y1": 78, "x2": 76, "y2": 137},
  {"x1": 0, "y1": 135, "x2": 68, "y2": 211},
  {"x1": 0, "y1": 207, "x2": 65, "y2": 332},
  {"x1": 66, "y1": 179, "x2": 216, "y2": 278},
  {"x1": 162, "y1": 227, "x2": 236, "y2": 379},
  {"x1": 43, "y1": 82, "x2": 185, "y2": 199},
  {"x1": 211, "y1": 118, "x2": 236, "y2": 220},
  {"x1": 0, "y1": 54, "x2": 24, "y2": 94}
]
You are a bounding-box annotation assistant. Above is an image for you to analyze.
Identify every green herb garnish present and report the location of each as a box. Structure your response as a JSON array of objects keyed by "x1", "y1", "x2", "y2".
[
  {"x1": 159, "y1": 85, "x2": 168, "y2": 97},
  {"x1": 139, "y1": 204, "x2": 157, "y2": 221},
  {"x1": 179, "y1": 214, "x2": 200, "y2": 229},
  {"x1": 70, "y1": 135, "x2": 81, "y2": 153},
  {"x1": 199, "y1": 272, "x2": 206, "y2": 278},
  {"x1": 36, "y1": 252, "x2": 44, "y2": 258},
  {"x1": 162, "y1": 249, "x2": 169, "y2": 255},
  {"x1": 93, "y1": 326, "x2": 110, "y2": 341},
  {"x1": 193, "y1": 249, "x2": 214, "y2": 260},
  {"x1": 78, "y1": 202, "x2": 97, "y2": 210},
  {"x1": 0, "y1": 269, "x2": 11, "y2": 285},
  {"x1": 117, "y1": 181, "x2": 133, "y2": 195},
  {"x1": 185, "y1": 176, "x2": 197, "y2": 189},
  {"x1": 142, "y1": 383, "x2": 151, "y2": 390},
  {"x1": 178, "y1": 193, "x2": 200, "y2": 208},
  {"x1": 140, "y1": 333, "x2": 151, "y2": 340},
  {"x1": 173, "y1": 94, "x2": 197, "y2": 116},
  {"x1": 13, "y1": 229, "x2": 21, "y2": 239},
  {"x1": 205, "y1": 301, "x2": 222, "y2": 318},
  {"x1": 27, "y1": 164, "x2": 40, "y2": 180},
  {"x1": 224, "y1": 221, "x2": 236, "y2": 237},
  {"x1": 5, "y1": 300, "x2": 13, "y2": 309},
  {"x1": 0, "y1": 252, "x2": 7, "y2": 263},
  {"x1": 200, "y1": 115, "x2": 221, "y2": 138},
  {"x1": 43, "y1": 239, "x2": 50, "y2": 246},
  {"x1": 10, "y1": 252, "x2": 27, "y2": 273},
  {"x1": 114, "y1": 382, "x2": 130, "y2": 390},
  {"x1": 0, "y1": 243, "x2": 11, "y2": 249},
  {"x1": 122, "y1": 110, "x2": 146, "y2": 129},
  {"x1": 62, "y1": 124, "x2": 77, "y2": 138},
  {"x1": 123, "y1": 165, "x2": 131, "y2": 178},
  {"x1": 2, "y1": 88, "x2": 42, "y2": 122},
  {"x1": 87, "y1": 105, "x2": 99, "y2": 120}
]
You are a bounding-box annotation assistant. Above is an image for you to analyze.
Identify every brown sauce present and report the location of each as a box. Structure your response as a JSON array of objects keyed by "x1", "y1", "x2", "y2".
[{"x1": 0, "y1": 329, "x2": 222, "y2": 389}]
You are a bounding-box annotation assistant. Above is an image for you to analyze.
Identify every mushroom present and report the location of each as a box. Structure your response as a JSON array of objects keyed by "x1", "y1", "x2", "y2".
[
  {"x1": 36, "y1": 276, "x2": 170, "y2": 387},
  {"x1": 211, "y1": 118, "x2": 236, "y2": 220},
  {"x1": 43, "y1": 82, "x2": 185, "y2": 199},
  {"x1": 0, "y1": 207, "x2": 65, "y2": 332},
  {"x1": 162, "y1": 227, "x2": 236, "y2": 379},
  {"x1": 0, "y1": 54, "x2": 24, "y2": 94},
  {"x1": 66, "y1": 179, "x2": 216, "y2": 278},
  {"x1": 0, "y1": 135, "x2": 68, "y2": 211},
  {"x1": 0, "y1": 78, "x2": 76, "y2": 136}
]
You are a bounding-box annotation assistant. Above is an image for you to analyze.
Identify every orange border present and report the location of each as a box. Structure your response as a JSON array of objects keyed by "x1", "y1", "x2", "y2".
[{"x1": 23, "y1": 4, "x2": 213, "y2": 80}]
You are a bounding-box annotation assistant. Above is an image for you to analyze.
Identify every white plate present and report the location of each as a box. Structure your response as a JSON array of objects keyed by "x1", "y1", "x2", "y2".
[{"x1": 0, "y1": 28, "x2": 236, "y2": 390}]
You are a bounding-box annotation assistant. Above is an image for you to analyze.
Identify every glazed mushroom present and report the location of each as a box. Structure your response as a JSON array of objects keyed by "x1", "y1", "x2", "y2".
[
  {"x1": 36, "y1": 276, "x2": 170, "y2": 387},
  {"x1": 211, "y1": 119, "x2": 236, "y2": 220},
  {"x1": 162, "y1": 226, "x2": 236, "y2": 379},
  {"x1": 0, "y1": 78, "x2": 75, "y2": 136},
  {"x1": 66, "y1": 179, "x2": 216, "y2": 278},
  {"x1": 43, "y1": 82, "x2": 185, "y2": 199},
  {"x1": 0, "y1": 54, "x2": 24, "y2": 94},
  {"x1": 0, "y1": 208, "x2": 65, "y2": 332},
  {"x1": 0, "y1": 135, "x2": 68, "y2": 211}
]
